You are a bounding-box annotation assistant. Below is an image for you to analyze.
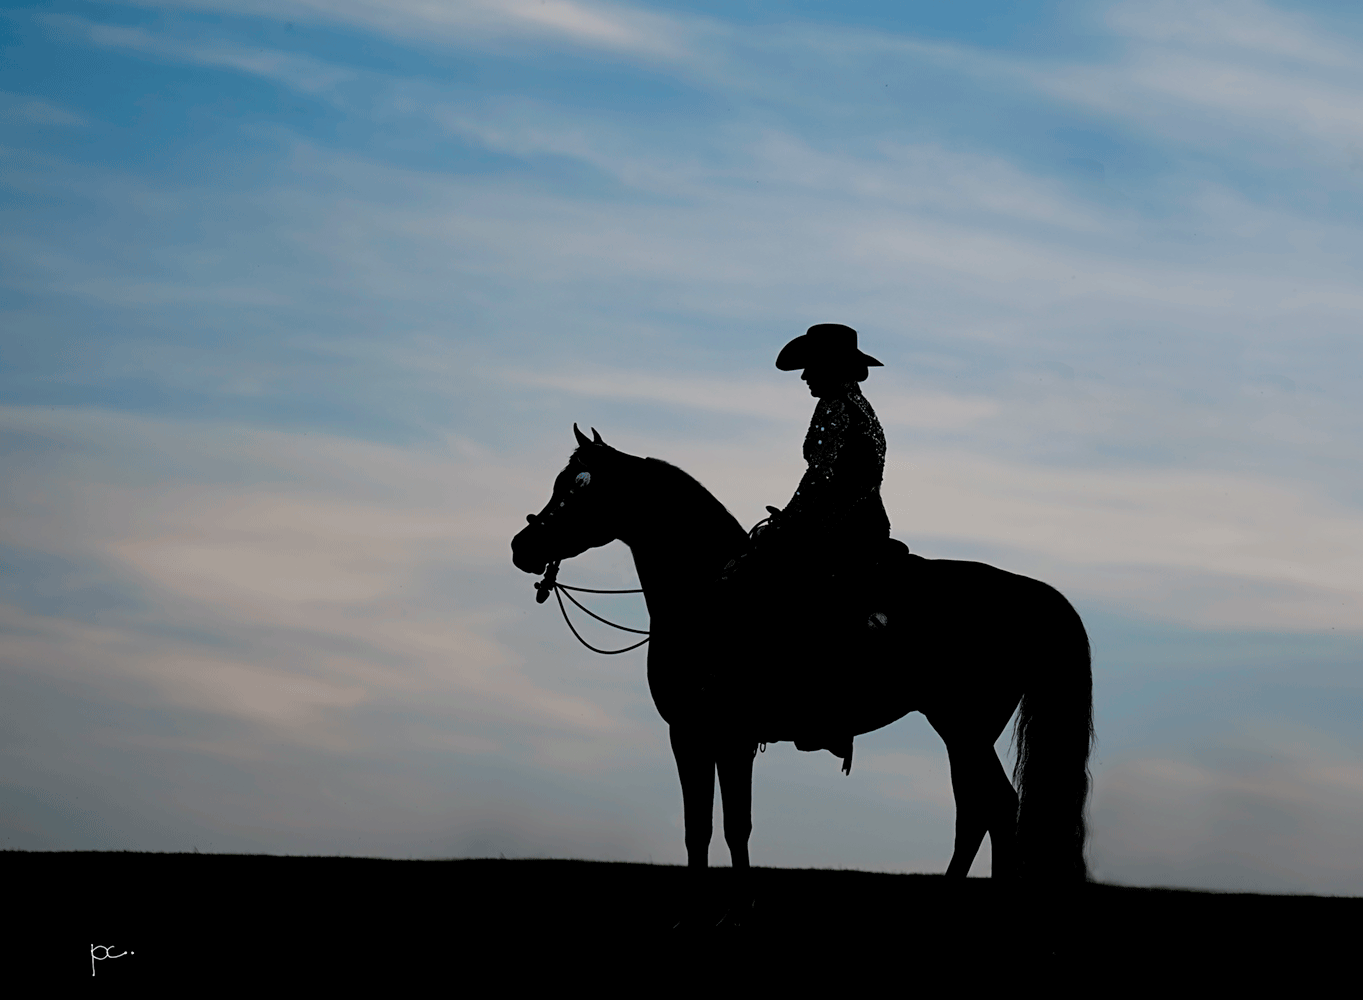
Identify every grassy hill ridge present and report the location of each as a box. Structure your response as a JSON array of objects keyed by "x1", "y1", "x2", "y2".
[{"x1": 8, "y1": 852, "x2": 1354, "y2": 985}]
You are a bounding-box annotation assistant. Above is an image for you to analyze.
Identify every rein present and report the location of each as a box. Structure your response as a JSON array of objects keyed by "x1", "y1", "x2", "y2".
[{"x1": 534, "y1": 559, "x2": 650, "y2": 655}]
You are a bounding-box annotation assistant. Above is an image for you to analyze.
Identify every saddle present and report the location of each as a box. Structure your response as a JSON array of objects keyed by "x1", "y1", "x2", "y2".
[
  {"x1": 721, "y1": 532, "x2": 922, "y2": 773},
  {"x1": 849, "y1": 536, "x2": 916, "y2": 630}
]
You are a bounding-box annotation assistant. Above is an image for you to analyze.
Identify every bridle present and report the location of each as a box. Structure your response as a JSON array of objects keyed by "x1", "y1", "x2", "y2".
[
  {"x1": 533, "y1": 558, "x2": 649, "y2": 655},
  {"x1": 522, "y1": 472, "x2": 769, "y2": 657},
  {"x1": 521, "y1": 459, "x2": 651, "y2": 655}
]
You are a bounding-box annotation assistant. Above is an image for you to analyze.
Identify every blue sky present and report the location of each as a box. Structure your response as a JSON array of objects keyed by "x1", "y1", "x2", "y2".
[{"x1": 3, "y1": 0, "x2": 1363, "y2": 892}]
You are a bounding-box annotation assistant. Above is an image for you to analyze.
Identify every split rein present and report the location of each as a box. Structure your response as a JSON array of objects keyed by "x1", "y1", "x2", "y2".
[
  {"x1": 532, "y1": 507, "x2": 779, "y2": 656},
  {"x1": 534, "y1": 559, "x2": 650, "y2": 655}
]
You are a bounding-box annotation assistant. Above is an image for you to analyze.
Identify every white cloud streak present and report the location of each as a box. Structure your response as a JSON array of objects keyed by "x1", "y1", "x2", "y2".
[
  {"x1": 502, "y1": 367, "x2": 1000, "y2": 430},
  {"x1": 0, "y1": 406, "x2": 622, "y2": 747},
  {"x1": 101, "y1": 0, "x2": 703, "y2": 59},
  {"x1": 890, "y1": 450, "x2": 1363, "y2": 632},
  {"x1": 43, "y1": 14, "x2": 356, "y2": 93},
  {"x1": 0, "y1": 92, "x2": 88, "y2": 126},
  {"x1": 1105, "y1": 0, "x2": 1360, "y2": 68}
]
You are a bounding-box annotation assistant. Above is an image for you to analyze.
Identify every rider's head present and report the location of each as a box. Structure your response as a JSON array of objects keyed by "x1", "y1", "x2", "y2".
[
  {"x1": 801, "y1": 364, "x2": 866, "y2": 396},
  {"x1": 776, "y1": 324, "x2": 882, "y2": 396}
]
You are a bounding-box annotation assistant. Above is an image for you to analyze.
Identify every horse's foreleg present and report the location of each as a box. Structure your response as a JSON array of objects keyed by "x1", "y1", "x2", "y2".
[
  {"x1": 715, "y1": 740, "x2": 755, "y2": 869},
  {"x1": 716, "y1": 738, "x2": 758, "y2": 924},
  {"x1": 669, "y1": 725, "x2": 717, "y2": 928},
  {"x1": 669, "y1": 726, "x2": 715, "y2": 870}
]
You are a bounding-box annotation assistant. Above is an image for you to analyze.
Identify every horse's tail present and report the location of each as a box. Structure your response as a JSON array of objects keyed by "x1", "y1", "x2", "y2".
[{"x1": 1012, "y1": 591, "x2": 1094, "y2": 881}]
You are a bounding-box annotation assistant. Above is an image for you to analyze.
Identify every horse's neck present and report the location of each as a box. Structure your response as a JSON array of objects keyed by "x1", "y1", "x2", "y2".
[
  {"x1": 628, "y1": 533, "x2": 717, "y2": 593},
  {"x1": 616, "y1": 465, "x2": 741, "y2": 623}
]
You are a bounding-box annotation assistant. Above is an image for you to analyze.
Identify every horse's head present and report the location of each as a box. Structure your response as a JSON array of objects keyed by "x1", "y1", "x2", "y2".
[{"x1": 511, "y1": 424, "x2": 629, "y2": 576}]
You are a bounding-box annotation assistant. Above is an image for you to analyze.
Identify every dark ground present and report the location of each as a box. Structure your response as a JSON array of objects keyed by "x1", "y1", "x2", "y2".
[{"x1": 7, "y1": 851, "x2": 1356, "y2": 987}]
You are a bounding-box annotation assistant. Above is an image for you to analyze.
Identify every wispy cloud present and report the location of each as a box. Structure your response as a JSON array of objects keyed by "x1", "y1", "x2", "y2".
[
  {"x1": 891, "y1": 450, "x2": 1363, "y2": 632},
  {"x1": 502, "y1": 367, "x2": 1000, "y2": 430},
  {"x1": 105, "y1": 0, "x2": 704, "y2": 59},
  {"x1": 1106, "y1": 0, "x2": 1361, "y2": 67},
  {"x1": 0, "y1": 406, "x2": 618, "y2": 744},
  {"x1": 0, "y1": 92, "x2": 88, "y2": 126},
  {"x1": 1030, "y1": 0, "x2": 1363, "y2": 156},
  {"x1": 0, "y1": 403, "x2": 679, "y2": 857},
  {"x1": 43, "y1": 14, "x2": 356, "y2": 93}
]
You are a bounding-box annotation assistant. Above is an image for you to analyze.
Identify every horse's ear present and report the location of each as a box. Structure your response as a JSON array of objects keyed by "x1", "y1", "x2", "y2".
[
  {"x1": 573, "y1": 423, "x2": 592, "y2": 450},
  {"x1": 591, "y1": 427, "x2": 606, "y2": 446}
]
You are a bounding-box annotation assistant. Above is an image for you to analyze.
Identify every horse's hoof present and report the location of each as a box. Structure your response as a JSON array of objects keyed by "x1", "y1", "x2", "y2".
[
  {"x1": 671, "y1": 902, "x2": 710, "y2": 932},
  {"x1": 715, "y1": 899, "x2": 755, "y2": 930}
]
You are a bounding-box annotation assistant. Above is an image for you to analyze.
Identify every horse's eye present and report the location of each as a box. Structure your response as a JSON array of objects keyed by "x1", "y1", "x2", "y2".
[{"x1": 574, "y1": 472, "x2": 591, "y2": 488}]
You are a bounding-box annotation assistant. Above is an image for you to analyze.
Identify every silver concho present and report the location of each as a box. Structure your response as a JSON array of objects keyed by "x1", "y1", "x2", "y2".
[{"x1": 574, "y1": 471, "x2": 591, "y2": 488}]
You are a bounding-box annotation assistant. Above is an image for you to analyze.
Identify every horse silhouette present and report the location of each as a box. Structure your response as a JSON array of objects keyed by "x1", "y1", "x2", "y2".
[{"x1": 511, "y1": 425, "x2": 1094, "y2": 923}]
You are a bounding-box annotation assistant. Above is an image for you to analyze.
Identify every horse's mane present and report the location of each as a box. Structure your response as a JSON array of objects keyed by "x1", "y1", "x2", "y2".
[
  {"x1": 640, "y1": 456, "x2": 748, "y2": 544},
  {"x1": 570, "y1": 444, "x2": 748, "y2": 546}
]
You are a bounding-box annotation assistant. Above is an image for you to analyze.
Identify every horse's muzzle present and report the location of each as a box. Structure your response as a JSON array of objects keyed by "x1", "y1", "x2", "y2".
[{"x1": 511, "y1": 521, "x2": 548, "y2": 575}]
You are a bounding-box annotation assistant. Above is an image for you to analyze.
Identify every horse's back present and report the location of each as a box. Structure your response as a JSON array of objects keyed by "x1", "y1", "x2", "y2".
[
  {"x1": 906, "y1": 555, "x2": 1079, "y2": 627},
  {"x1": 900, "y1": 553, "x2": 1088, "y2": 711}
]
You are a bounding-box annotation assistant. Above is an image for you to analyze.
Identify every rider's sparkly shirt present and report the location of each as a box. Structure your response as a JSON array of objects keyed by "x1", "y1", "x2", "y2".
[{"x1": 784, "y1": 383, "x2": 886, "y2": 529}]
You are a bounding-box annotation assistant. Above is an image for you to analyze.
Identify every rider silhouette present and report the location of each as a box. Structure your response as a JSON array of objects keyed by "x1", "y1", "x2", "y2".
[
  {"x1": 772, "y1": 323, "x2": 890, "y2": 570},
  {"x1": 726, "y1": 323, "x2": 890, "y2": 590},
  {"x1": 722, "y1": 324, "x2": 893, "y2": 766}
]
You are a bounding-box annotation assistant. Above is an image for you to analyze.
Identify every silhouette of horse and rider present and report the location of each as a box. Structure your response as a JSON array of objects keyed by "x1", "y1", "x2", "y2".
[{"x1": 511, "y1": 324, "x2": 1094, "y2": 927}]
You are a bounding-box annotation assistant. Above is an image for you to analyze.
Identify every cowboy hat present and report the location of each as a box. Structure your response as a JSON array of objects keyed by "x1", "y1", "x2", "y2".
[{"x1": 775, "y1": 323, "x2": 884, "y2": 371}]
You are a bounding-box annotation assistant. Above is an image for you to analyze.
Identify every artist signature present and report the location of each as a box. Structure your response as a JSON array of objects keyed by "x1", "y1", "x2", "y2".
[{"x1": 90, "y1": 944, "x2": 134, "y2": 977}]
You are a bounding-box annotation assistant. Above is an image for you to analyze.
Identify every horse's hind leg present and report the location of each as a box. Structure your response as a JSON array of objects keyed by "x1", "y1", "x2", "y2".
[
  {"x1": 983, "y1": 747, "x2": 1019, "y2": 879},
  {"x1": 943, "y1": 741, "x2": 1020, "y2": 879}
]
